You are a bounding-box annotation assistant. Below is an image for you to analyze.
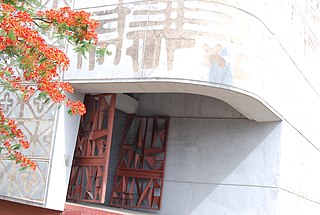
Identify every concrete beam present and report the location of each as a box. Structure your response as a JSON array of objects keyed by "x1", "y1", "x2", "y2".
[{"x1": 69, "y1": 79, "x2": 282, "y2": 122}]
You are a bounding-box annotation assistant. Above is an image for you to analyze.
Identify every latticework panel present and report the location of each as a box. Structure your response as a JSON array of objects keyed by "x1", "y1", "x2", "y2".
[
  {"x1": 67, "y1": 94, "x2": 116, "y2": 203},
  {"x1": 0, "y1": 0, "x2": 72, "y2": 205},
  {"x1": 0, "y1": 88, "x2": 55, "y2": 204},
  {"x1": 110, "y1": 115, "x2": 169, "y2": 210}
]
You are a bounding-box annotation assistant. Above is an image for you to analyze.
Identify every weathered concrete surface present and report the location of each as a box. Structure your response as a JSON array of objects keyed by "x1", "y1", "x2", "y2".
[
  {"x1": 64, "y1": 0, "x2": 320, "y2": 144},
  {"x1": 65, "y1": 0, "x2": 292, "y2": 122},
  {"x1": 63, "y1": 1, "x2": 320, "y2": 213},
  {"x1": 2, "y1": 0, "x2": 318, "y2": 213}
]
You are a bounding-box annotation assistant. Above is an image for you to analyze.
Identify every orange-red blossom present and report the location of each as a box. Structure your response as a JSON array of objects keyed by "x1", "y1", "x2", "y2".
[
  {"x1": 0, "y1": 108, "x2": 35, "y2": 170},
  {"x1": 0, "y1": 3, "x2": 100, "y2": 170}
]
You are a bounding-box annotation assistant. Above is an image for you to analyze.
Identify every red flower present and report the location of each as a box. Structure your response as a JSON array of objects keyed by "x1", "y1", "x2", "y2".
[
  {"x1": 66, "y1": 99, "x2": 86, "y2": 115},
  {"x1": 0, "y1": 1, "x2": 101, "y2": 170},
  {"x1": 19, "y1": 139, "x2": 30, "y2": 149}
]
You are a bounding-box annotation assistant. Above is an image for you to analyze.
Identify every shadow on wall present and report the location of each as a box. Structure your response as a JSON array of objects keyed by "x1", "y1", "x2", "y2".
[{"x1": 153, "y1": 119, "x2": 281, "y2": 215}]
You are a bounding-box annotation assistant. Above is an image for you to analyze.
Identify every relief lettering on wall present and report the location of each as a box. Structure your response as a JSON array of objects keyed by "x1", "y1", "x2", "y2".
[
  {"x1": 77, "y1": 2, "x2": 130, "y2": 70},
  {"x1": 76, "y1": 0, "x2": 234, "y2": 73}
]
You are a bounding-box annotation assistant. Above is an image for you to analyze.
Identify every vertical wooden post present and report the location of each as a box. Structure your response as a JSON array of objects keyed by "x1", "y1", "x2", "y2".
[{"x1": 100, "y1": 94, "x2": 116, "y2": 203}]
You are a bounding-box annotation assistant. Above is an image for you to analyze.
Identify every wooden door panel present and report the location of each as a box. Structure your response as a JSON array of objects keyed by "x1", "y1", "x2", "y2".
[
  {"x1": 67, "y1": 94, "x2": 116, "y2": 203},
  {"x1": 110, "y1": 115, "x2": 169, "y2": 210}
]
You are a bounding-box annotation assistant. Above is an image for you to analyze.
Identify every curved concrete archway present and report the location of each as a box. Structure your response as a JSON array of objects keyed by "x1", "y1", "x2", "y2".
[{"x1": 71, "y1": 79, "x2": 281, "y2": 122}]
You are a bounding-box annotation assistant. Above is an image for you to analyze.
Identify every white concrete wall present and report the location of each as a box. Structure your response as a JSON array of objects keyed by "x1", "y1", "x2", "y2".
[
  {"x1": 277, "y1": 122, "x2": 320, "y2": 214},
  {"x1": 45, "y1": 93, "x2": 84, "y2": 210},
  {"x1": 133, "y1": 93, "x2": 281, "y2": 215},
  {"x1": 160, "y1": 118, "x2": 281, "y2": 215},
  {"x1": 132, "y1": 93, "x2": 320, "y2": 214},
  {"x1": 277, "y1": 189, "x2": 320, "y2": 215}
]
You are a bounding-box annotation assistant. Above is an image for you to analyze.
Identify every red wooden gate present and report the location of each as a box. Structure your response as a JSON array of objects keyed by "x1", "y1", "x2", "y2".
[
  {"x1": 110, "y1": 115, "x2": 169, "y2": 210},
  {"x1": 67, "y1": 94, "x2": 116, "y2": 203}
]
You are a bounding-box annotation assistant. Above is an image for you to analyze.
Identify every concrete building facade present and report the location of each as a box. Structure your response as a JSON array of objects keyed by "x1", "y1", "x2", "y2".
[{"x1": 0, "y1": 0, "x2": 320, "y2": 214}]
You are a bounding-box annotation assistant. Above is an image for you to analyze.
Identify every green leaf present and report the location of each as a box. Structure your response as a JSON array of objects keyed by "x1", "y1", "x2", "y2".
[
  {"x1": 11, "y1": 144, "x2": 20, "y2": 151},
  {"x1": 8, "y1": 30, "x2": 16, "y2": 41},
  {"x1": 38, "y1": 91, "x2": 48, "y2": 99},
  {"x1": 96, "y1": 47, "x2": 112, "y2": 62},
  {"x1": 44, "y1": 98, "x2": 50, "y2": 104},
  {"x1": 8, "y1": 154, "x2": 16, "y2": 160},
  {"x1": 18, "y1": 166, "x2": 28, "y2": 171},
  {"x1": 38, "y1": 57, "x2": 47, "y2": 64}
]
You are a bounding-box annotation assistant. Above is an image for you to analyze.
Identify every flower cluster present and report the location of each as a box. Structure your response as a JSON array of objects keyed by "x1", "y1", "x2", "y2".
[
  {"x1": 0, "y1": 3, "x2": 71, "y2": 104},
  {"x1": 66, "y1": 99, "x2": 86, "y2": 115},
  {"x1": 0, "y1": 108, "x2": 36, "y2": 170},
  {"x1": 13, "y1": 151, "x2": 36, "y2": 170},
  {"x1": 37, "y1": 7, "x2": 99, "y2": 44},
  {"x1": 0, "y1": 1, "x2": 102, "y2": 170},
  {"x1": 0, "y1": 68, "x2": 36, "y2": 100}
]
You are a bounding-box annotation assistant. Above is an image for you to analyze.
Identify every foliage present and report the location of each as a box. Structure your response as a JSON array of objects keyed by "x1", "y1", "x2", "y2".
[{"x1": 0, "y1": 0, "x2": 107, "y2": 170}]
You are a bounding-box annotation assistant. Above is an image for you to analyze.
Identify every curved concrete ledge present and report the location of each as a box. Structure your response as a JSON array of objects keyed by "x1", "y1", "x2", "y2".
[
  {"x1": 64, "y1": 1, "x2": 287, "y2": 123},
  {"x1": 64, "y1": 0, "x2": 320, "y2": 143},
  {"x1": 70, "y1": 78, "x2": 281, "y2": 122}
]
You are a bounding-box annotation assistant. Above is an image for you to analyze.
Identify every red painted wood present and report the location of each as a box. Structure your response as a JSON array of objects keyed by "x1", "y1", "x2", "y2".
[
  {"x1": 110, "y1": 116, "x2": 170, "y2": 210},
  {"x1": 67, "y1": 94, "x2": 116, "y2": 203}
]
